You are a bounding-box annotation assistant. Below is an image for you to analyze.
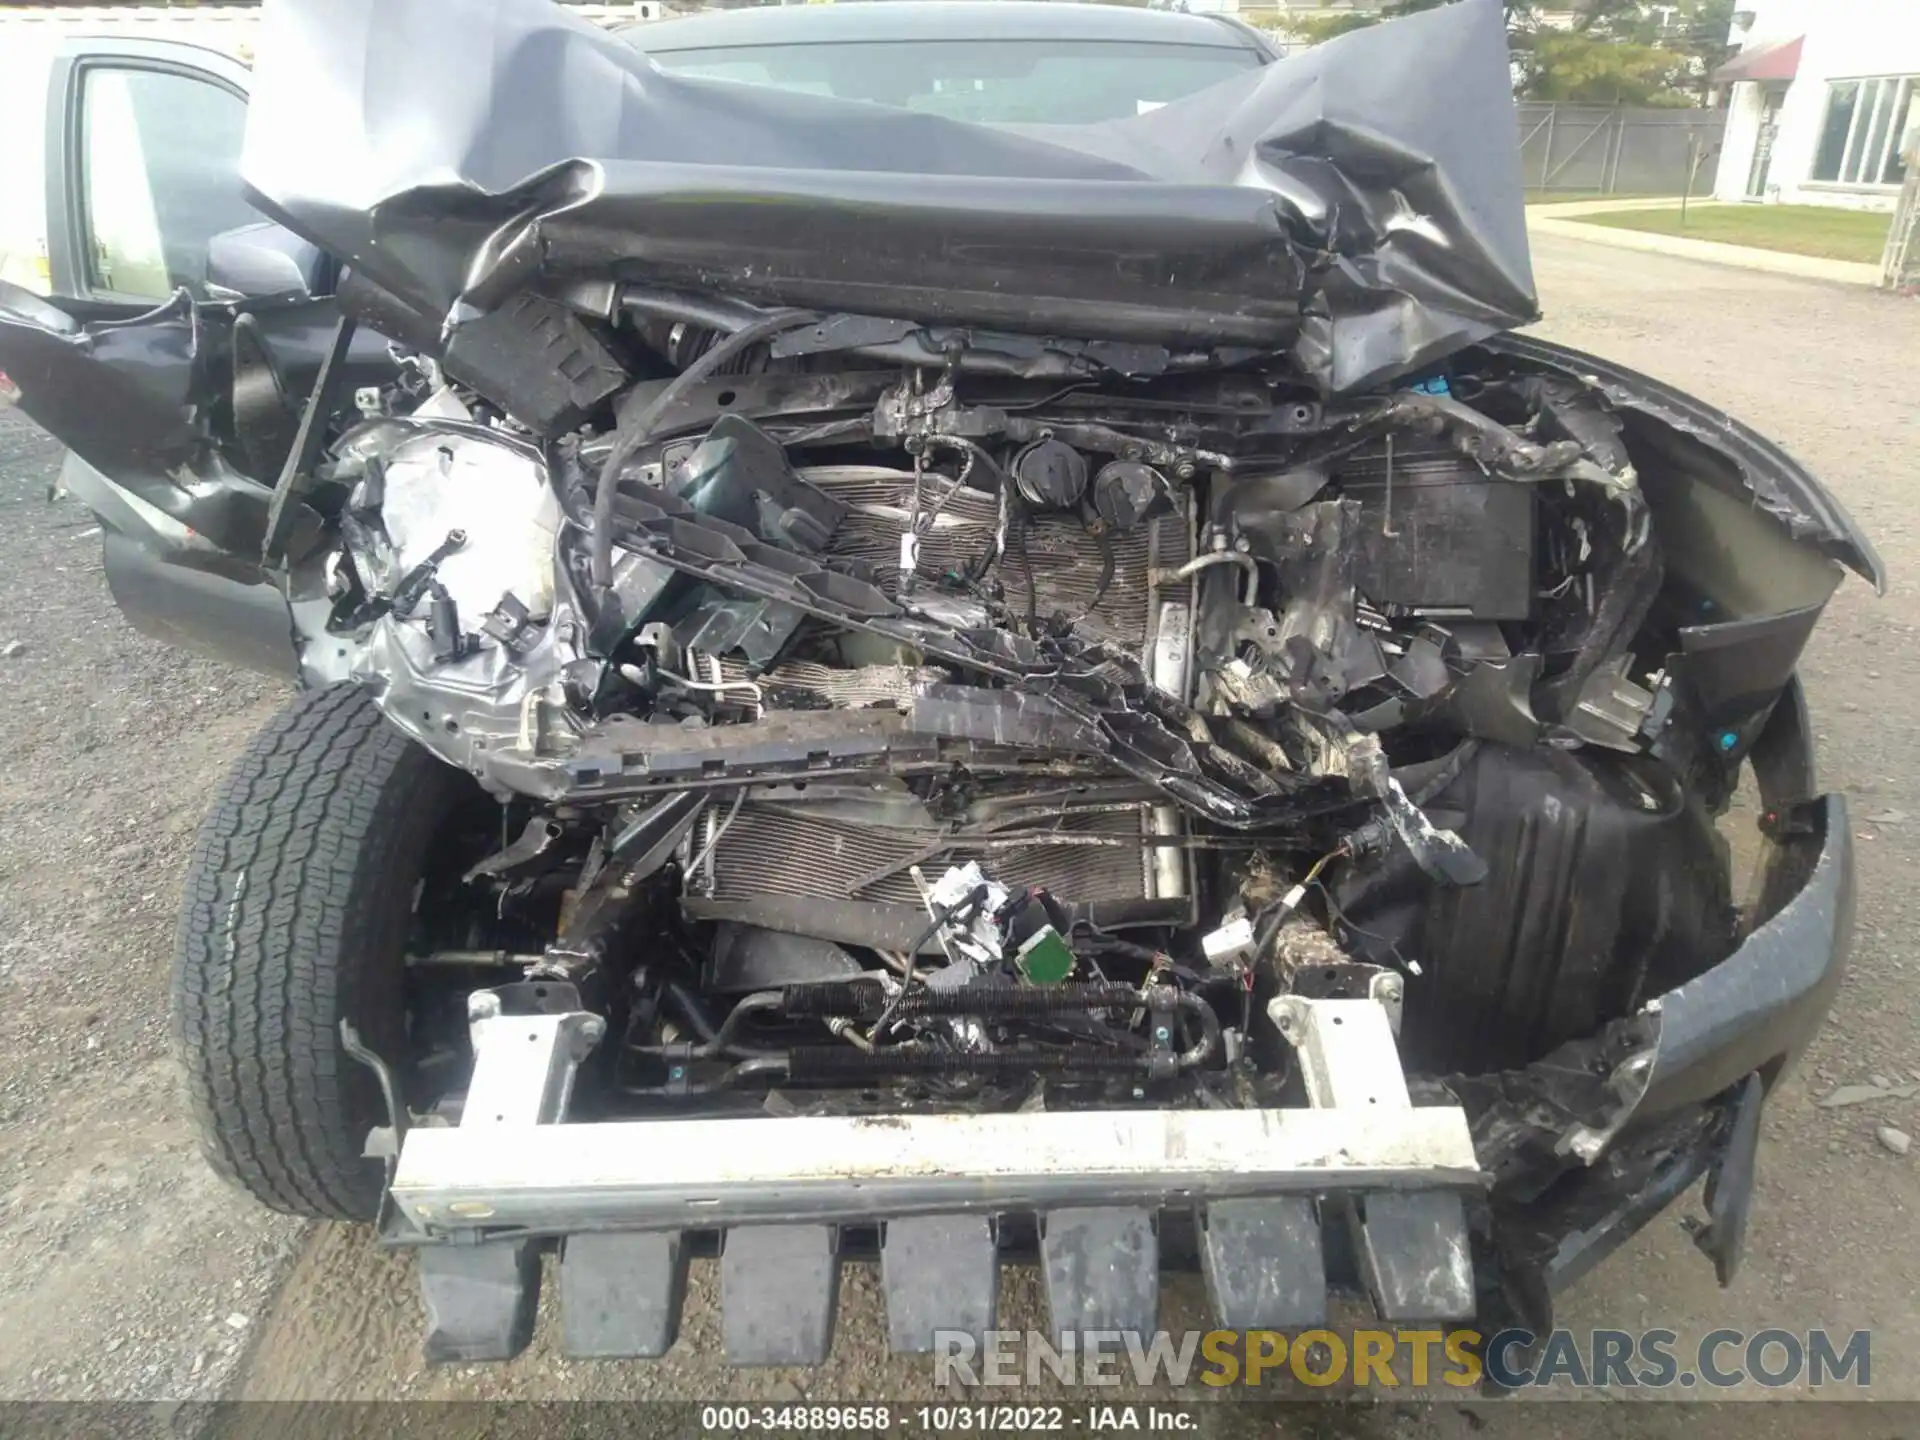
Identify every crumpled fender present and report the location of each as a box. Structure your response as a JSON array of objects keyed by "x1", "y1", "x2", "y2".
[{"x1": 1484, "y1": 333, "x2": 1884, "y2": 590}]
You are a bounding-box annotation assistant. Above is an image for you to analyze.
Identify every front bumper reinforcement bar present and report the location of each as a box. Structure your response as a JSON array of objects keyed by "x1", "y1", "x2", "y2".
[
  {"x1": 384, "y1": 984, "x2": 1484, "y2": 1364},
  {"x1": 392, "y1": 1104, "x2": 1480, "y2": 1233}
]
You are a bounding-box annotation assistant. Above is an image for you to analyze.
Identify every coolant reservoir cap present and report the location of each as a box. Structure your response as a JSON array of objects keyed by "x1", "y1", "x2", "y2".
[
  {"x1": 1012, "y1": 438, "x2": 1089, "y2": 510},
  {"x1": 1091, "y1": 460, "x2": 1165, "y2": 531}
]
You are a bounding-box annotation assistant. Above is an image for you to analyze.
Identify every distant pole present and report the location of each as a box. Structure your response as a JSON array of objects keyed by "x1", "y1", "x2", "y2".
[{"x1": 1680, "y1": 133, "x2": 1712, "y2": 227}]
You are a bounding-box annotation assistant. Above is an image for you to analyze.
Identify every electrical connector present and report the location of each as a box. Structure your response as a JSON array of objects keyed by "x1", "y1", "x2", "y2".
[{"x1": 1201, "y1": 913, "x2": 1258, "y2": 969}]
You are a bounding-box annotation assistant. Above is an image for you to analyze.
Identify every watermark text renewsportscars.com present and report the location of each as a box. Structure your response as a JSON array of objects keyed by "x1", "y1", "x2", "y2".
[{"x1": 933, "y1": 1327, "x2": 1872, "y2": 1391}]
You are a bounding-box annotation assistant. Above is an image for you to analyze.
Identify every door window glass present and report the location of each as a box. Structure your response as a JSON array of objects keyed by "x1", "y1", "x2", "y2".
[{"x1": 79, "y1": 66, "x2": 252, "y2": 299}]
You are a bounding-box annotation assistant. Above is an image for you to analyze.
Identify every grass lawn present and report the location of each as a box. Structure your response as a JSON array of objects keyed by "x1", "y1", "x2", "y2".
[{"x1": 1568, "y1": 203, "x2": 1891, "y2": 264}]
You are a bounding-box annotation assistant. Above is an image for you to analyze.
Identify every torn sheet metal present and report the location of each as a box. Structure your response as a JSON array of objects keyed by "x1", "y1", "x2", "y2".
[
  {"x1": 1482, "y1": 335, "x2": 1884, "y2": 589},
  {"x1": 240, "y1": 0, "x2": 1535, "y2": 394}
]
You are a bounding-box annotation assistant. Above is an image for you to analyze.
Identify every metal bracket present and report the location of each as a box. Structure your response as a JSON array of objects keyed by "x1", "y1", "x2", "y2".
[
  {"x1": 1686, "y1": 1071, "x2": 1765, "y2": 1286},
  {"x1": 261, "y1": 313, "x2": 356, "y2": 564},
  {"x1": 1283, "y1": 961, "x2": 1405, "y2": 1036},
  {"x1": 1269, "y1": 994, "x2": 1411, "y2": 1110},
  {"x1": 1269, "y1": 992, "x2": 1476, "y2": 1320},
  {"x1": 340, "y1": 1018, "x2": 406, "y2": 1178},
  {"x1": 462, "y1": 986, "x2": 605, "y2": 1129}
]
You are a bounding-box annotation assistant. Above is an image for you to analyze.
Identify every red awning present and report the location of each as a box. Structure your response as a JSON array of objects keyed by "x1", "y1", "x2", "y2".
[{"x1": 1713, "y1": 35, "x2": 1803, "y2": 85}]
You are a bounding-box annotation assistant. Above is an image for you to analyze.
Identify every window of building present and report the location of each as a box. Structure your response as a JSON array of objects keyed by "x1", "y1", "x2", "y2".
[{"x1": 1811, "y1": 75, "x2": 1916, "y2": 187}]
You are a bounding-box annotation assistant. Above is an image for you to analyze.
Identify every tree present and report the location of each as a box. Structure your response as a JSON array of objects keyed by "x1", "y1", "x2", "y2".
[
  {"x1": 1524, "y1": 29, "x2": 1693, "y2": 105},
  {"x1": 1668, "y1": 0, "x2": 1740, "y2": 103},
  {"x1": 1573, "y1": 0, "x2": 1665, "y2": 41},
  {"x1": 1276, "y1": 0, "x2": 1702, "y2": 107},
  {"x1": 1277, "y1": 0, "x2": 1537, "y2": 43},
  {"x1": 1278, "y1": 10, "x2": 1390, "y2": 45}
]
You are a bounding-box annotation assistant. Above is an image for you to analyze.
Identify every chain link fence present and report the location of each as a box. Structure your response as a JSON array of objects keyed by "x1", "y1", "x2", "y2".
[{"x1": 1519, "y1": 103, "x2": 1721, "y2": 197}]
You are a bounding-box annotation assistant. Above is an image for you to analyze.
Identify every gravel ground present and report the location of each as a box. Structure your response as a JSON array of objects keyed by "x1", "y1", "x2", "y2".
[
  {"x1": 0, "y1": 231, "x2": 1914, "y2": 1431},
  {"x1": 0, "y1": 418, "x2": 296, "y2": 1403}
]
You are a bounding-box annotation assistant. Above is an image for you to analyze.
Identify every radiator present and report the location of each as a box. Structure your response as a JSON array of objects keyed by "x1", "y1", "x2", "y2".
[
  {"x1": 708, "y1": 801, "x2": 1158, "y2": 908},
  {"x1": 696, "y1": 467, "x2": 1196, "y2": 910}
]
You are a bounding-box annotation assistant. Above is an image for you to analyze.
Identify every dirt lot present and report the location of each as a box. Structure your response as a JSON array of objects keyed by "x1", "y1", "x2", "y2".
[{"x1": 0, "y1": 232, "x2": 1915, "y2": 1431}]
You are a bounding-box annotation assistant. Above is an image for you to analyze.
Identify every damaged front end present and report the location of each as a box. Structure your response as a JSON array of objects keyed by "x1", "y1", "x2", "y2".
[
  {"x1": 1, "y1": 0, "x2": 1879, "y2": 1367},
  {"x1": 297, "y1": 331, "x2": 1867, "y2": 1357},
  {"x1": 308, "y1": 319, "x2": 1866, "y2": 1356}
]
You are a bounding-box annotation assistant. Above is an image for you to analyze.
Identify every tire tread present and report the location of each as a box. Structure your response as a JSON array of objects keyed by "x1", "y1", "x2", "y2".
[{"x1": 171, "y1": 684, "x2": 453, "y2": 1221}]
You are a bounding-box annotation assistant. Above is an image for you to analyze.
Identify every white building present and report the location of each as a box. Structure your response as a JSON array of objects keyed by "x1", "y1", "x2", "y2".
[{"x1": 1712, "y1": 0, "x2": 1920, "y2": 210}]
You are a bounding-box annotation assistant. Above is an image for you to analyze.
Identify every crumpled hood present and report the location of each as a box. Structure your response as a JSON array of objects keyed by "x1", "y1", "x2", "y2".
[{"x1": 239, "y1": 0, "x2": 1536, "y2": 394}]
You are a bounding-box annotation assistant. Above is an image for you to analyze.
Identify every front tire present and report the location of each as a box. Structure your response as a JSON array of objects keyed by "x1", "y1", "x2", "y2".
[{"x1": 171, "y1": 683, "x2": 469, "y2": 1220}]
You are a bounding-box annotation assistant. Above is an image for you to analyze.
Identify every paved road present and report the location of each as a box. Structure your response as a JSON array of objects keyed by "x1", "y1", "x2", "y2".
[{"x1": 0, "y1": 230, "x2": 1913, "y2": 1431}]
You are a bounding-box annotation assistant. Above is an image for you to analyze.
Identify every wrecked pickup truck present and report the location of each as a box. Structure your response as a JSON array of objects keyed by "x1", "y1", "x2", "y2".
[{"x1": 0, "y1": 0, "x2": 1880, "y2": 1367}]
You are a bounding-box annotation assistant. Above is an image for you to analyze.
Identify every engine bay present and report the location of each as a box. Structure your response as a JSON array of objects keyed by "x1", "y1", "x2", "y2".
[{"x1": 279, "y1": 293, "x2": 1842, "y2": 1137}]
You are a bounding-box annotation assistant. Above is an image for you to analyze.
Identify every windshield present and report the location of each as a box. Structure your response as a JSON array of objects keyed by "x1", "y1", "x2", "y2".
[{"x1": 641, "y1": 38, "x2": 1262, "y2": 123}]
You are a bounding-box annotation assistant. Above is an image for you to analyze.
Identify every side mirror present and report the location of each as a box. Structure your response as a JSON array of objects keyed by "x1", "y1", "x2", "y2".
[{"x1": 206, "y1": 221, "x2": 329, "y2": 302}]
